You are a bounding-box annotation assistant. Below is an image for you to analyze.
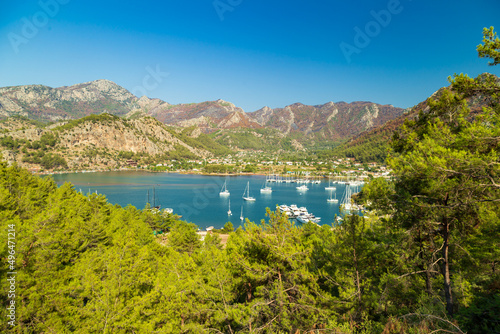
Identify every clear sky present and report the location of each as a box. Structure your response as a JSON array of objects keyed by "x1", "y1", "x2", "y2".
[{"x1": 1, "y1": 0, "x2": 499, "y2": 112}]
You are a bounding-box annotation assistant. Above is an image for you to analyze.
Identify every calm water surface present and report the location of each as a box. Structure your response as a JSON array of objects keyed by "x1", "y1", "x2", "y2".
[{"x1": 51, "y1": 171, "x2": 362, "y2": 230}]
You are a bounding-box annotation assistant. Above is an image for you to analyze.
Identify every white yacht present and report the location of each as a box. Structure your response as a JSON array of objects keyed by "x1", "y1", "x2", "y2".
[
  {"x1": 341, "y1": 185, "x2": 357, "y2": 212},
  {"x1": 260, "y1": 179, "x2": 272, "y2": 193},
  {"x1": 260, "y1": 186, "x2": 272, "y2": 193},
  {"x1": 219, "y1": 180, "x2": 230, "y2": 196},
  {"x1": 325, "y1": 179, "x2": 336, "y2": 191},
  {"x1": 243, "y1": 181, "x2": 256, "y2": 201},
  {"x1": 327, "y1": 190, "x2": 338, "y2": 203},
  {"x1": 261, "y1": 176, "x2": 272, "y2": 193}
]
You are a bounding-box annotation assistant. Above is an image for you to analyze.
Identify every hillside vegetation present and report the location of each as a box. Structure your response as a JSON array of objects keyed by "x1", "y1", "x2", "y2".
[
  {"x1": 0, "y1": 114, "x2": 229, "y2": 171},
  {"x1": 330, "y1": 71, "x2": 500, "y2": 163},
  {"x1": 1, "y1": 79, "x2": 406, "y2": 150}
]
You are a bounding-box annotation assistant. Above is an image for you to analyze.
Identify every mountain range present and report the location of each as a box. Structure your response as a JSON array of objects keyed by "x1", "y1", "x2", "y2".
[
  {"x1": 11, "y1": 76, "x2": 494, "y2": 170},
  {"x1": 0, "y1": 79, "x2": 406, "y2": 145}
]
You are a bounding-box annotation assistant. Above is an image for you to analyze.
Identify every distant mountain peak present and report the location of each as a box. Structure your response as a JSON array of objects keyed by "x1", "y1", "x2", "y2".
[
  {"x1": 70, "y1": 79, "x2": 133, "y2": 95},
  {"x1": 0, "y1": 79, "x2": 406, "y2": 143},
  {"x1": 246, "y1": 101, "x2": 405, "y2": 141},
  {"x1": 0, "y1": 80, "x2": 137, "y2": 121},
  {"x1": 77, "y1": 78, "x2": 115, "y2": 85},
  {"x1": 216, "y1": 98, "x2": 231, "y2": 104}
]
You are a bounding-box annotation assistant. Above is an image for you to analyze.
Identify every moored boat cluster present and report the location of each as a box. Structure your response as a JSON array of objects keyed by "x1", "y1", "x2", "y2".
[{"x1": 278, "y1": 204, "x2": 321, "y2": 224}]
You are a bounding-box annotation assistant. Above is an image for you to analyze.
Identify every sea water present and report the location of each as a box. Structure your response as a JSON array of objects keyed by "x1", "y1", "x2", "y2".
[{"x1": 51, "y1": 171, "x2": 361, "y2": 230}]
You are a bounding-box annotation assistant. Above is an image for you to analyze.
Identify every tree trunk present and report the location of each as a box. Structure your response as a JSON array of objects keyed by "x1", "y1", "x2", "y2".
[
  {"x1": 425, "y1": 266, "x2": 433, "y2": 297},
  {"x1": 278, "y1": 270, "x2": 283, "y2": 323},
  {"x1": 441, "y1": 218, "x2": 454, "y2": 317},
  {"x1": 419, "y1": 229, "x2": 433, "y2": 297},
  {"x1": 350, "y1": 217, "x2": 362, "y2": 304},
  {"x1": 353, "y1": 245, "x2": 362, "y2": 304}
]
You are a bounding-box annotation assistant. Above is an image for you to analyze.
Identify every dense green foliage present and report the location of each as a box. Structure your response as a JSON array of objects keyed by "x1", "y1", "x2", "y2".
[
  {"x1": 0, "y1": 136, "x2": 25, "y2": 150},
  {"x1": 171, "y1": 126, "x2": 233, "y2": 156},
  {"x1": 0, "y1": 116, "x2": 50, "y2": 131},
  {"x1": 211, "y1": 127, "x2": 298, "y2": 152},
  {"x1": 3, "y1": 162, "x2": 497, "y2": 333},
  {"x1": 162, "y1": 144, "x2": 199, "y2": 160},
  {"x1": 53, "y1": 113, "x2": 122, "y2": 132},
  {"x1": 477, "y1": 26, "x2": 500, "y2": 66},
  {"x1": 203, "y1": 163, "x2": 236, "y2": 174},
  {"x1": 39, "y1": 153, "x2": 67, "y2": 169},
  {"x1": 359, "y1": 27, "x2": 500, "y2": 331},
  {"x1": 388, "y1": 76, "x2": 500, "y2": 319},
  {"x1": 318, "y1": 130, "x2": 391, "y2": 163}
]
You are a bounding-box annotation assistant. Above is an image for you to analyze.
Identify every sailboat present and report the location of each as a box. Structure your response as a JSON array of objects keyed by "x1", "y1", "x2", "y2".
[
  {"x1": 146, "y1": 186, "x2": 161, "y2": 209},
  {"x1": 325, "y1": 179, "x2": 336, "y2": 191},
  {"x1": 219, "y1": 180, "x2": 230, "y2": 196},
  {"x1": 341, "y1": 185, "x2": 356, "y2": 212},
  {"x1": 327, "y1": 190, "x2": 338, "y2": 203},
  {"x1": 243, "y1": 181, "x2": 256, "y2": 201},
  {"x1": 240, "y1": 206, "x2": 244, "y2": 221},
  {"x1": 296, "y1": 184, "x2": 309, "y2": 191},
  {"x1": 260, "y1": 179, "x2": 272, "y2": 193},
  {"x1": 227, "y1": 198, "x2": 232, "y2": 215}
]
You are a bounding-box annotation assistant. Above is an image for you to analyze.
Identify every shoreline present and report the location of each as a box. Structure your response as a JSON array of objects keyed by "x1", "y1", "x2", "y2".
[
  {"x1": 35, "y1": 168, "x2": 320, "y2": 178},
  {"x1": 35, "y1": 168, "x2": 378, "y2": 181},
  {"x1": 42, "y1": 168, "x2": 368, "y2": 229}
]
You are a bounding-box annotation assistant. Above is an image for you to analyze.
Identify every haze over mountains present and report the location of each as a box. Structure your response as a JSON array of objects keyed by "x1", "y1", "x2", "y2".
[{"x1": 0, "y1": 79, "x2": 406, "y2": 143}]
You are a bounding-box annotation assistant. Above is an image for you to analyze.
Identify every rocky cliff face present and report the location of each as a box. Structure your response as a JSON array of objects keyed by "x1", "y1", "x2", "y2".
[
  {"x1": 0, "y1": 80, "x2": 137, "y2": 121},
  {"x1": 0, "y1": 80, "x2": 406, "y2": 144},
  {"x1": 55, "y1": 117, "x2": 207, "y2": 157},
  {"x1": 248, "y1": 101, "x2": 406, "y2": 141},
  {"x1": 140, "y1": 97, "x2": 261, "y2": 131},
  {"x1": 1, "y1": 114, "x2": 212, "y2": 170}
]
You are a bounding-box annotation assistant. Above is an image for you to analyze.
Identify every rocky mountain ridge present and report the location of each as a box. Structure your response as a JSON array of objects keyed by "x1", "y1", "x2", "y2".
[
  {"x1": 249, "y1": 101, "x2": 405, "y2": 142},
  {"x1": 136, "y1": 97, "x2": 262, "y2": 131},
  {"x1": 0, "y1": 80, "x2": 406, "y2": 143},
  {"x1": 0, "y1": 114, "x2": 219, "y2": 170},
  {"x1": 0, "y1": 79, "x2": 137, "y2": 121}
]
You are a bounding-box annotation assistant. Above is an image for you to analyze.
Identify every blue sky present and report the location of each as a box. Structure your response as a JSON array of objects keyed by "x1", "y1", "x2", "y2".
[{"x1": 1, "y1": 0, "x2": 499, "y2": 112}]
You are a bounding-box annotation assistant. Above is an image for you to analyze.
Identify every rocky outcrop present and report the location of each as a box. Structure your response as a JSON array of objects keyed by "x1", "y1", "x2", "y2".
[
  {"x1": 0, "y1": 150, "x2": 16, "y2": 166},
  {"x1": 247, "y1": 101, "x2": 406, "y2": 141},
  {"x1": 54, "y1": 116, "x2": 210, "y2": 157},
  {"x1": 0, "y1": 80, "x2": 137, "y2": 121},
  {"x1": 0, "y1": 79, "x2": 406, "y2": 144},
  {"x1": 249, "y1": 106, "x2": 273, "y2": 124},
  {"x1": 146, "y1": 99, "x2": 261, "y2": 131},
  {"x1": 1, "y1": 114, "x2": 213, "y2": 170}
]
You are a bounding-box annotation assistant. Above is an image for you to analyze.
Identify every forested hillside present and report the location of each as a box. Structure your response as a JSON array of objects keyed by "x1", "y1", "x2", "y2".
[
  {"x1": 1, "y1": 159, "x2": 498, "y2": 333},
  {"x1": 0, "y1": 114, "x2": 231, "y2": 170},
  {"x1": 329, "y1": 74, "x2": 500, "y2": 163}
]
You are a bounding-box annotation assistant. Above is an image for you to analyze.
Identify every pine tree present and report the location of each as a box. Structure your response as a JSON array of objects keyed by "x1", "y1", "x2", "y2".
[{"x1": 389, "y1": 27, "x2": 500, "y2": 317}]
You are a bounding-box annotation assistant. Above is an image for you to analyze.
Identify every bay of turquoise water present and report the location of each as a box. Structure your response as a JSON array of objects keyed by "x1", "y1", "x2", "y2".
[{"x1": 51, "y1": 171, "x2": 361, "y2": 230}]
